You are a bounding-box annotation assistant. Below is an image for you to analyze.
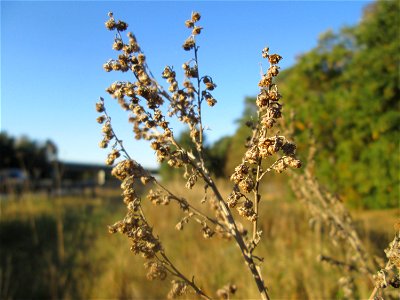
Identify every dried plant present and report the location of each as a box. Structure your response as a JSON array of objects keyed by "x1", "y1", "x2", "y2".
[
  {"x1": 95, "y1": 11, "x2": 301, "y2": 299},
  {"x1": 289, "y1": 142, "x2": 399, "y2": 299},
  {"x1": 369, "y1": 226, "x2": 400, "y2": 300}
]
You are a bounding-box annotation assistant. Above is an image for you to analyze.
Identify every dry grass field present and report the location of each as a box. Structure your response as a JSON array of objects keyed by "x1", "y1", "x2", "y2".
[{"x1": 0, "y1": 181, "x2": 397, "y2": 299}]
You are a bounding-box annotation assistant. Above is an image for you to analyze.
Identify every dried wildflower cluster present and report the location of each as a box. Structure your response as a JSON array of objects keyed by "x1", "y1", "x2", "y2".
[
  {"x1": 290, "y1": 167, "x2": 371, "y2": 298},
  {"x1": 229, "y1": 48, "x2": 301, "y2": 198},
  {"x1": 289, "y1": 145, "x2": 399, "y2": 299},
  {"x1": 227, "y1": 48, "x2": 301, "y2": 255},
  {"x1": 168, "y1": 280, "x2": 188, "y2": 299},
  {"x1": 370, "y1": 228, "x2": 400, "y2": 298},
  {"x1": 95, "y1": 10, "x2": 304, "y2": 300}
]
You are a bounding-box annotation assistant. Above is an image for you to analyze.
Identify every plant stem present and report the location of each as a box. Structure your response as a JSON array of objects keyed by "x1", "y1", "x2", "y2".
[
  {"x1": 160, "y1": 252, "x2": 211, "y2": 300},
  {"x1": 200, "y1": 173, "x2": 270, "y2": 300}
]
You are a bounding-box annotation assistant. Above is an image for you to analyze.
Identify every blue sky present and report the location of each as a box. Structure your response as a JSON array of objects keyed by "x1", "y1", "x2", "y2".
[{"x1": 1, "y1": 1, "x2": 371, "y2": 168}]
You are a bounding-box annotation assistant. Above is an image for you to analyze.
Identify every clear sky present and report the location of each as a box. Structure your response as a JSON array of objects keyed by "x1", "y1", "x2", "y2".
[{"x1": 1, "y1": 0, "x2": 371, "y2": 169}]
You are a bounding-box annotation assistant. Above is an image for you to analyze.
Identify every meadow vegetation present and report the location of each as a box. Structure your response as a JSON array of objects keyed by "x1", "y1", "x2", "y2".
[
  {"x1": 1, "y1": 0, "x2": 398, "y2": 299},
  {"x1": 0, "y1": 190, "x2": 397, "y2": 299},
  {"x1": 92, "y1": 1, "x2": 398, "y2": 298}
]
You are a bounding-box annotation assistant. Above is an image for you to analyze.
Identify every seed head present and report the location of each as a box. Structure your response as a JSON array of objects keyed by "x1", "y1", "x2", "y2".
[
  {"x1": 185, "y1": 20, "x2": 194, "y2": 28},
  {"x1": 192, "y1": 26, "x2": 203, "y2": 35},
  {"x1": 113, "y1": 39, "x2": 124, "y2": 51},
  {"x1": 268, "y1": 54, "x2": 282, "y2": 64},
  {"x1": 96, "y1": 101, "x2": 105, "y2": 113},
  {"x1": 105, "y1": 18, "x2": 116, "y2": 30},
  {"x1": 191, "y1": 11, "x2": 201, "y2": 22},
  {"x1": 182, "y1": 36, "x2": 195, "y2": 51}
]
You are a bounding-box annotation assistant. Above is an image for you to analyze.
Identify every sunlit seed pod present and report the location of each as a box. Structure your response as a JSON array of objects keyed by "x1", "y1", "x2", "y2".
[
  {"x1": 160, "y1": 121, "x2": 169, "y2": 129},
  {"x1": 268, "y1": 90, "x2": 281, "y2": 101},
  {"x1": 262, "y1": 47, "x2": 269, "y2": 58},
  {"x1": 99, "y1": 140, "x2": 108, "y2": 149},
  {"x1": 95, "y1": 102, "x2": 105, "y2": 113},
  {"x1": 105, "y1": 18, "x2": 116, "y2": 30},
  {"x1": 103, "y1": 63, "x2": 112, "y2": 72},
  {"x1": 122, "y1": 45, "x2": 133, "y2": 54},
  {"x1": 101, "y1": 123, "x2": 111, "y2": 134},
  {"x1": 262, "y1": 118, "x2": 275, "y2": 129},
  {"x1": 268, "y1": 65, "x2": 280, "y2": 77},
  {"x1": 166, "y1": 77, "x2": 175, "y2": 84},
  {"x1": 141, "y1": 176, "x2": 152, "y2": 185},
  {"x1": 192, "y1": 26, "x2": 203, "y2": 35},
  {"x1": 96, "y1": 115, "x2": 106, "y2": 124},
  {"x1": 185, "y1": 20, "x2": 194, "y2": 28},
  {"x1": 145, "y1": 120, "x2": 155, "y2": 128},
  {"x1": 258, "y1": 75, "x2": 272, "y2": 88},
  {"x1": 112, "y1": 39, "x2": 124, "y2": 51},
  {"x1": 256, "y1": 97, "x2": 268, "y2": 108},
  {"x1": 268, "y1": 54, "x2": 283, "y2": 64},
  {"x1": 205, "y1": 82, "x2": 216, "y2": 91},
  {"x1": 111, "y1": 149, "x2": 121, "y2": 158},
  {"x1": 112, "y1": 63, "x2": 122, "y2": 71},
  {"x1": 288, "y1": 158, "x2": 302, "y2": 169},
  {"x1": 182, "y1": 63, "x2": 189, "y2": 70},
  {"x1": 182, "y1": 36, "x2": 195, "y2": 51},
  {"x1": 164, "y1": 128, "x2": 172, "y2": 138},
  {"x1": 150, "y1": 141, "x2": 161, "y2": 150},
  {"x1": 168, "y1": 82, "x2": 178, "y2": 92},
  {"x1": 175, "y1": 222, "x2": 184, "y2": 231},
  {"x1": 108, "y1": 225, "x2": 117, "y2": 234},
  {"x1": 106, "y1": 156, "x2": 115, "y2": 166},
  {"x1": 162, "y1": 66, "x2": 172, "y2": 78},
  {"x1": 191, "y1": 11, "x2": 201, "y2": 22},
  {"x1": 137, "y1": 53, "x2": 146, "y2": 64},
  {"x1": 182, "y1": 80, "x2": 191, "y2": 88},
  {"x1": 131, "y1": 56, "x2": 138, "y2": 64}
]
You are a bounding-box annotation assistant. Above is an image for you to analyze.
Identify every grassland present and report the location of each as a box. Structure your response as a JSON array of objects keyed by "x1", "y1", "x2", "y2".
[{"x1": 0, "y1": 183, "x2": 398, "y2": 299}]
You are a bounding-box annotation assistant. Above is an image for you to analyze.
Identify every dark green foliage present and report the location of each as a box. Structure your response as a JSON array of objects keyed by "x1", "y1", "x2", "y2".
[{"x1": 279, "y1": 0, "x2": 399, "y2": 208}]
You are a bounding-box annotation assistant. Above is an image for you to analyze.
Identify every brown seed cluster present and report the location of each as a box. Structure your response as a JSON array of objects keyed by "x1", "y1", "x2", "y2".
[
  {"x1": 145, "y1": 261, "x2": 168, "y2": 280},
  {"x1": 216, "y1": 283, "x2": 237, "y2": 300},
  {"x1": 147, "y1": 189, "x2": 171, "y2": 206},
  {"x1": 168, "y1": 280, "x2": 188, "y2": 299},
  {"x1": 385, "y1": 232, "x2": 400, "y2": 269},
  {"x1": 108, "y1": 212, "x2": 162, "y2": 259},
  {"x1": 229, "y1": 47, "x2": 301, "y2": 225},
  {"x1": 103, "y1": 10, "x2": 219, "y2": 178},
  {"x1": 227, "y1": 188, "x2": 242, "y2": 208},
  {"x1": 97, "y1": 11, "x2": 292, "y2": 300},
  {"x1": 107, "y1": 159, "x2": 163, "y2": 259}
]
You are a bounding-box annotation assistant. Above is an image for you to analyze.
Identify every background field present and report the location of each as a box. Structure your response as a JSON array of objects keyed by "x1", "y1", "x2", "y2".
[{"x1": 1, "y1": 182, "x2": 397, "y2": 299}]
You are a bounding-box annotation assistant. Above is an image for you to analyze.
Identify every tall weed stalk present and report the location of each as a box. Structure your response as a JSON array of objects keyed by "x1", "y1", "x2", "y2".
[{"x1": 96, "y1": 11, "x2": 301, "y2": 299}]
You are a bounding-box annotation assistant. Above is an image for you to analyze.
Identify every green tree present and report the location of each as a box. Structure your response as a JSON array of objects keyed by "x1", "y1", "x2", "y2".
[{"x1": 279, "y1": 0, "x2": 399, "y2": 208}]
